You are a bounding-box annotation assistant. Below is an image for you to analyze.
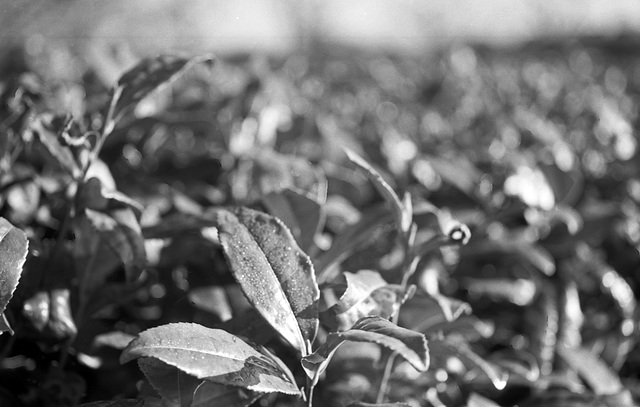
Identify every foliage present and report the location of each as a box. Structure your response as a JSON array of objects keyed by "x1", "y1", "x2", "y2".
[{"x1": 1, "y1": 39, "x2": 640, "y2": 407}]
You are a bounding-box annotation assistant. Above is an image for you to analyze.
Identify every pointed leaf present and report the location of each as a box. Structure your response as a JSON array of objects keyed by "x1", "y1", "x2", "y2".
[
  {"x1": 345, "y1": 149, "x2": 410, "y2": 234},
  {"x1": 213, "y1": 206, "x2": 319, "y2": 354},
  {"x1": 121, "y1": 323, "x2": 300, "y2": 395},
  {"x1": 0, "y1": 313, "x2": 13, "y2": 335},
  {"x1": 0, "y1": 218, "x2": 28, "y2": 317},
  {"x1": 114, "y1": 54, "x2": 214, "y2": 122},
  {"x1": 303, "y1": 316, "x2": 428, "y2": 383}
]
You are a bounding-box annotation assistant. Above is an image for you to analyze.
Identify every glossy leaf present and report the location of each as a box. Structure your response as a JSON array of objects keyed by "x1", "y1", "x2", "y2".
[
  {"x1": 345, "y1": 149, "x2": 411, "y2": 234},
  {"x1": 0, "y1": 217, "x2": 28, "y2": 334},
  {"x1": 121, "y1": 323, "x2": 300, "y2": 395},
  {"x1": 302, "y1": 316, "x2": 428, "y2": 385},
  {"x1": 213, "y1": 206, "x2": 319, "y2": 354},
  {"x1": 113, "y1": 54, "x2": 214, "y2": 122}
]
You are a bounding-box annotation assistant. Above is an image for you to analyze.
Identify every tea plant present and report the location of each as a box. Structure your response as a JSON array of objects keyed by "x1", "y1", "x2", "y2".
[{"x1": 1, "y1": 42, "x2": 640, "y2": 407}]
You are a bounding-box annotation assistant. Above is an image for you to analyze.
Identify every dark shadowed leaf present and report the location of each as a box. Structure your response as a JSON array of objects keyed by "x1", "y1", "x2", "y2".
[
  {"x1": 315, "y1": 205, "x2": 393, "y2": 283},
  {"x1": 121, "y1": 323, "x2": 300, "y2": 395},
  {"x1": 429, "y1": 338, "x2": 507, "y2": 390},
  {"x1": 192, "y1": 381, "x2": 261, "y2": 407},
  {"x1": 113, "y1": 54, "x2": 214, "y2": 122},
  {"x1": 302, "y1": 316, "x2": 428, "y2": 384},
  {"x1": 0, "y1": 217, "x2": 28, "y2": 334},
  {"x1": 138, "y1": 358, "x2": 201, "y2": 407},
  {"x1": 345, "y1": 149, "x2": 411, "y2": 234},
  {"x1": 463, "y1": 238, "x2": 555, "y2": 276},
  {"x1": 557, "y1": 344, "x2": 623, "y2": 396},
  {"x1": 213, "y1": 206, "x2": 319, "y2": 354},
  {"x1": 261, "y1": 189, "x2": 324, "y2": 252}
]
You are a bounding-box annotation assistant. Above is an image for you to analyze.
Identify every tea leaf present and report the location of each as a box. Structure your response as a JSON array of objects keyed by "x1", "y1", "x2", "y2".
[
  {"x1": 192, "y1": 381, "x2": 261, "y2": 407},
  {"x1": 213, "y1": 206, "x2": 319, "y2": 354},
  {"x1": 113, "y1": 54, "x2": 214, "y2": 122},
  {"x1": 346, "y1": 402, "x2": 412, "y2": 407},
  {"x1": 138, "y1": 358, "x2": 202, "y2": 407},
  {"x1": 261, "y1": 188, "x2": 324, "y2": 252},
  {"x1": 302, "y1": 316, "x2": 428, "y2": 384},
  {"x1": 0, "y1": 217, "x2": 28, "y2": 334},
  {"x1": 121, "y1": 323, "x2": 300, "y2": 395},
  {"x1": 321, "y1": 270, "x2": 405, "y2": 331},
  {"x1": 346, "y1": 149, "x2": 411, "y2": 234}
]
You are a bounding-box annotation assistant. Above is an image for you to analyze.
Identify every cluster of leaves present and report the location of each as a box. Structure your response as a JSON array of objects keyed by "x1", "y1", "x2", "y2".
[{"x1": 1, "y1": 38, "x2": 640, "y2": 407}]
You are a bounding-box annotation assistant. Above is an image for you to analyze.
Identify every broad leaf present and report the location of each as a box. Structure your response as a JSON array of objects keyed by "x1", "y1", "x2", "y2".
[
  {"x1": 261, "y1": 189, "x2": 324, "y2": 252},
  {"x1": 113, "y1": 54, "x2": 214, "y2": 122},
  {"x1": 0, "y1": 217, "x2": 28, "y2": 334},
  {"x1": 557, "y1": 344, "x2": 623, "y2": 396},
  {"x1": 429, "y1": 338, "x2": 507, "y2": 390},
  {"x1": 321, "y1": 270, "x2": 407, "y2": 331},
  {"x1": 213, "y1": 206, "x2": 319, "y2": 354},
  {"x1": 345, "y1": 149, "x2": 411, "y2": 234},
  {"x1": 121, "y1": 323, "x2": 300, "y2": 395},
  {"x1": 302, "y1": 316, "x2": 428, "y2": 385}
]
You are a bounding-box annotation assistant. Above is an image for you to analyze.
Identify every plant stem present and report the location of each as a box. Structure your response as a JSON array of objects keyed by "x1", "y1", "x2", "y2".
[{"x1": 375, "y1": 351, "x2": 398, "y2": 404}]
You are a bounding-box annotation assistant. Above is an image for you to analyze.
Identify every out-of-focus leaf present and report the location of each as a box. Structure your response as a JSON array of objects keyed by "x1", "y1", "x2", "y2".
[
  {"x1": 192, "y1": 381, "x2": 261, "y2": 407},
  {"x1": 346, "y1": 402, "x2": 412, "y2": 407},
  {"x1": 463, "y1": 278, "x2": 537, "y2": 306},
  {"x1": 261, "y1": 188, "x2": 324, "y2": 252},
  {"x1": 538, "y1": 162, "x2": 584, "y2": 206},
  {"x1": 345, "y1": 149, "x2": 411, "y2": 234},
  {"x1": 113, "y1": 54, "x2": 214, "y2": 122},
  {"x1": 399, "y1": 291, "x2": 472, "y2": 335},
  {"x1": 315, "y1": 205, "x2": 393, "y2": 283},
  {"x1": 188, "y1": 286, "x2": 233, "y2": 322},
  {"x1": 557, "y1": 344, "x2": 624, "y2": 396},
  {"x1": 0, "y1": 313, "x2": 12, "y2": 335},
  {"x1": 525, "y1": 283, "x2": 558, "y2": 376},
  {"x1": 466, "y1": 393, "x2": 501, "y2": 407},
  {"x1": 463, "y1": 237, "x2": 555, "y2": 276},
  {"x1": 0, "y1": 217, "x2": 28, "y2": 334},
  {"x1": 27, "y1": 113, "x2": 81, "y2": 177},
  {"x1": 219, "y1": 308, "x2": 276, "y2": 346},
  {"x1": 121, "y1": 323, "x2": 300, "y2": 395},
  {"x1": 213, "y1": 206, "x2": 319, "y2": 354},
  {"x1": 250, "y1": 149, "x2": 327, "y2": 203},
  {"x1": 423, "y1": 153, "x2": 483, "y2": 199},
  {"x1": 22, "y1": 289, "x2": 77, "y2": 341},
  {"x1": 429, "y1": 337, "x2": 507, "y2": 390},
  {"x1": 518, "y1": 388, "x2": 638, "y2": 407},
  {"x1": 93, "y1": 331, "x2": 136, "y2": 350},
  {"x1": 138, "y1": 358, "x2": 201, "y2": 407},
  {"x1": 302, "y1": 316, "x2": 428, "y2": 385},
  {"x1": 81, "y1": 400, "x2": 145, "y2": 407},
  {"x1": 84, "y1": 208, "x2": 146, "y2": 278}
]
